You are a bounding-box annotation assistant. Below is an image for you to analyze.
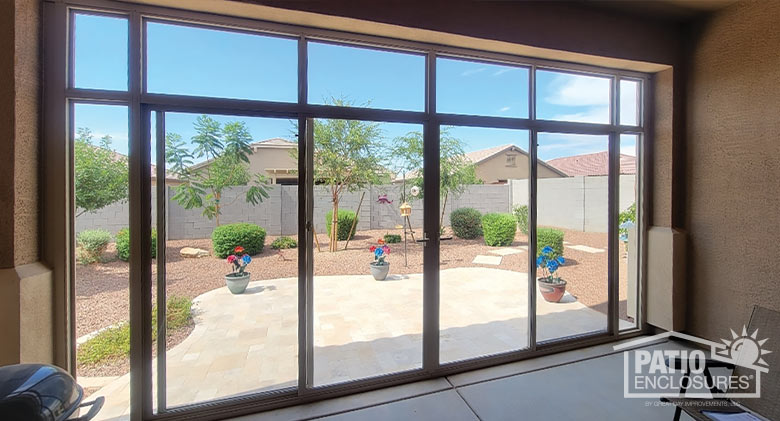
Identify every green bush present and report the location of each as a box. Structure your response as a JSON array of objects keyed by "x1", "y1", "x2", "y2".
[
  {"x1": 619, "y1": 202, "x2": 637, "y2": 236},
  {"x1": 115, "y1": 228, "x2": 157, "y2": 262},
  {"x1": 537, "y1": 227, "x2": 564, "y2": 258},
  {"x1": 512, "y1": 205, "x2": 529, "y2": 235},
  {"x1": 450, "y1": 208, "x2": 483, "y2": 239},
  {"x1": 212, "y1": 223, "x2": 266, "y2": 258},
  {"x1": 383, "y1": 233, "x2": 402, "y2": 244},
  {"x1": 77, "y1": 296, "x2": 192, "y2": 366},
  {"x1": 325, "y1": 210, "x2": 358, "y2": 241},
  {"x1": 76, "y1": 229, "x2": 112, "y2": 264},
  {"x1": 271, "y1": 236, "x2": 297, "y2": 250},
  {"x1": 481, "y1": 213, "x2": 517, "y2": 246}
]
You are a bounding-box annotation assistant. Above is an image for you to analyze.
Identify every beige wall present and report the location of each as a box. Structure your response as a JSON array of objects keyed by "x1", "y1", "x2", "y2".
[
  {"x1": 475, "y1": 152, "x2": 562, "y2": 184},
  {"x1": 248, "y1": 146, "x2": 297, "y2": 183},
  {"x1": 0, "y1": 0, "x2": 54, "y2": 367},
  {"x1": 684, "y1": 0, "x2": 780, "y2": 341}
]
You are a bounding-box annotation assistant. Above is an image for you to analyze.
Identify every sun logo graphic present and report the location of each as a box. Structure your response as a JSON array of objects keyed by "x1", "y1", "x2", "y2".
[{"x1": 713, "y1": 326, "x2": 771, "y2": 374}]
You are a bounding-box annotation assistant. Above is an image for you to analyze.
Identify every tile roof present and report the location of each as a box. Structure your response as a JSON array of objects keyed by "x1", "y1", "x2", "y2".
[{"x1": 546, "y1": 151, "x2": 636, "y2": 176}]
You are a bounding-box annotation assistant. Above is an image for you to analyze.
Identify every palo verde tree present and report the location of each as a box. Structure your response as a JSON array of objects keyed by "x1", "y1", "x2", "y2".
[
  {"x1": 292, "y1": 98, "x2": 388, "y2": 251},
  {"x1": 391, "y1": 128, "x2": 482, "y2": 226},
  {"x1": 74, "y1": 127, "x2": 129, "y2": 217},
  {"x1": 166, "y1": 115, "x2": 270, "y2": 226}
]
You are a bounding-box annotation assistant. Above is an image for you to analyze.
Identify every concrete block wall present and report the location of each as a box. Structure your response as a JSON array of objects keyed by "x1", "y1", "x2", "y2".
[
  {"x1": 510, "y1": 175, "x2": 637, "y2": 233},
  {"x1": 75, "y1": 190, "x2": 158, "y2": 235}
]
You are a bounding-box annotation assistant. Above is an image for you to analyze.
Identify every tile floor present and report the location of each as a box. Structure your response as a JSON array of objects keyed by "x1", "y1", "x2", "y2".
[
  {"x1": 231, "y1": 339, "x2": 699, "y2": 421},
  {"x1": 88, "y1": 267, "x2": 626, "y2": 420}
]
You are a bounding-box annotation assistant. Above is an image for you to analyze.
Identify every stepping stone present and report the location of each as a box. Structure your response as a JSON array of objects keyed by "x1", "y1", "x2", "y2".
[
  {"x1": 565, "y1": 244, "x2": 605, "y2": 254},
  {"x1": 489, "y1": 248, "x2": 524, "y2": 256},
  {"x1": 472, "y1": 255, "x2": 502, "y2": 265}
]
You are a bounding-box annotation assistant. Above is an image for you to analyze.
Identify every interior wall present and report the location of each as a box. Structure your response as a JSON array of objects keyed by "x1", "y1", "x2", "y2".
[
  {"x1": 0, "y1": 0, "x2": 52, "y2": 367},
  {"x1": 685, "y1": 0, "x2": 780, "y2": 340}
]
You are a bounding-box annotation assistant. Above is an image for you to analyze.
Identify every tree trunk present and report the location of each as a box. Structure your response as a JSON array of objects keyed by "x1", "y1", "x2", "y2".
[
  {"x1": 330, "y1": 194, "x2": 339, "y2": 252},
  {"x1": 440, "y1": 191, "x2": 449, "y2": 233},
  {"x1": 215, "y1": 191, "x2": 221, "y2": 227}
]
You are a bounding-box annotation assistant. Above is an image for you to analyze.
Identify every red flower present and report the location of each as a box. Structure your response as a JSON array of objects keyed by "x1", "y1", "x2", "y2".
[
  {"x1": 227, "y1": 255, "x2": 237, "y2": 263},
  {"x1": 377, "y1": 239, "x2": 385, "y2": 245},
  {"x1": 234, "y1": 246, "x2": 244, "y2": 253},
  {"x1": 369, "y1": 246, "x2": 377, "y2": 252}
]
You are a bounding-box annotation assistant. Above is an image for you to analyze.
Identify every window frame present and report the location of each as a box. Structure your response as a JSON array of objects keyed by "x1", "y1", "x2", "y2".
[{"x1": 44, "y1": 1, "x2": 650, "y2": 419}]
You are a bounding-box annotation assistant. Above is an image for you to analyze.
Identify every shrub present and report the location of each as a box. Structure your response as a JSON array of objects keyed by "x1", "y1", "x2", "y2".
[
  {"x1": 383, "y1": 233, "x2": 402, "y2": 244},
  {"x1": 537, "y1": 227, "x2": 564, "y2": 258},
  {"x1": 271, "y1": 236, "x2": 297, "y2": 250},
  {"x1": 619, "y1": 202, "x2": 637, "y2": 237},
  {"x1": 450, "y1": 208, "x2": 483, "y2": 239},
  {"x1": 77, "y1": 296, "x2": 192, "y2": 366},
  {"x1": 512, "y1": 205, "x2": 529, "y2": 235},
  {"x1": 325, "y1": 210, "x2": 358, "y2": 241},
  {"x1": 481, "y1": 213, "x2": 517, "y2": 246},
  {"x1": 115, "y1": 227, "x2": 157, "y2": 262},
  {"x1": 76, "y1": 229, "x2": 112, "y2": 264},
  {"x1": 212, "y1": 223, "x2": 266, "y2": 258}
]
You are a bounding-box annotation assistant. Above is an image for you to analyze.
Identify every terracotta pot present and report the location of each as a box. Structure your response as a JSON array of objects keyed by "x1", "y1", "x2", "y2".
[
  {"x1": 537, "y1": 277, "x2": 567, "y2": 303},
  {"x1": 225, "y1": 272, "x2": 250, "y2": 294},
  {"x1": 370, "y1": 262, "x2": 390, "y2": 281}
]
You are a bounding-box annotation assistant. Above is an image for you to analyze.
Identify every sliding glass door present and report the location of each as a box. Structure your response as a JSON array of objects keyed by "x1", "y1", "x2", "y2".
[{"x1": 56, "y1": 3, "x2": 646, "y2": 419}]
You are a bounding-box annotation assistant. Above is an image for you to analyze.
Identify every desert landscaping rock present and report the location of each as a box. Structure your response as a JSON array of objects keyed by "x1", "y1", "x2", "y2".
[{"x1": 180, "y1": 247, "x2": 210, "y2": 258}]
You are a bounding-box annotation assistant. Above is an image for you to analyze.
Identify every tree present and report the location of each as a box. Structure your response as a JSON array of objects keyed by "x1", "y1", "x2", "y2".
[
  {"x1": 74, "y1": 127, "x2": 129, "y2": 217},
  {"x1": 292, "y1": 98, "x2": 388, "y2": 251},
  {"x1": 166, "y1": 115, "x2": 270, "y2": 226},
  {"x1": 392, "y1": 128, "x2": 482, "y2": 226}
]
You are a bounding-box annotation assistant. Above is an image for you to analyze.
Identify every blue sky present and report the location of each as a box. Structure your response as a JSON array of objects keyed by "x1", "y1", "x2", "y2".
[{"x1": 73, "y1": 14, "x2": 639, "y2": 164}]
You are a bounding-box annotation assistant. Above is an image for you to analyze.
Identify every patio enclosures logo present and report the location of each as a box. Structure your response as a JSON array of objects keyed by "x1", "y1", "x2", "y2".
[{"x1": 615, "y1": 329, "x2": 771, "y2": 399}]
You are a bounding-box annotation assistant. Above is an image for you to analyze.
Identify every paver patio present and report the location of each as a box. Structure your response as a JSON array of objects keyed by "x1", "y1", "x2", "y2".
[{"x1": 89, "y1": 267, "x2": 620, "y2": 420}]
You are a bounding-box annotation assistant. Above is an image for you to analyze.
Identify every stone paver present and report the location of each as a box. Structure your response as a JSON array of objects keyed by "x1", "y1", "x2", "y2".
[
  {"x1": 489, "y1": 248, "x2": 524, "y2": 256},
  {"x1": 565, "y1": 244, "x2": 606, "y2": 254},
  {"x1": 471, "y1": 255, "x2": 503, "y2": 265},
  {"x1": 88, "y1": 267, "x2": 609, "y2": 420}
]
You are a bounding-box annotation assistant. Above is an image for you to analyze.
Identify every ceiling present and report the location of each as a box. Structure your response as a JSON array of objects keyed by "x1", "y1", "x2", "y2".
[{"x1": 583, "y1": 0, "x2": 739, "y2": 21}]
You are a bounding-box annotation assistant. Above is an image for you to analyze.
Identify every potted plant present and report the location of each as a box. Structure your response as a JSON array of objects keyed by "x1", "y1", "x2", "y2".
[
  {"x1": 369, "y1": 239, "x2": 391, "y2": 281},
  {"x1": 225, "y1": 246, "x2": 252, "y2": 294},
  {"x1": 536, "y1": 246, "x2": 567, "y2": 302}
]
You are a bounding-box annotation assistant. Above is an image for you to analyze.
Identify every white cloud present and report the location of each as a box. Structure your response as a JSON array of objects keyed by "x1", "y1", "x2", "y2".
[
  {"x1": 551, "y1": 106, "x2": 610, "y2": 124},
  {"x1": 492, "y1": 68, "x2": 514, "y2": 77},
  {"x1": 545, "y1": 74, "x2": 610, "y2": 107},
  {"x1": 460, "y1": 67, "x2": 486, "y2": 77},
  {"x1": 499, "y1": 106, "x2": 511, "y2": 112}
]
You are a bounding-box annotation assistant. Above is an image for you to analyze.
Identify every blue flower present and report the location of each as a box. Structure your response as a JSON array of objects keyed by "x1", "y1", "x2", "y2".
[
  {"x1": 619, "y1": 233, "x2": 628, "y2": 243},
  {"x1": 536, "y1": 255, "x2": 544, "y2": 267},
  {"x1": 241, "y1": 254, "x2": 251, "y2": 264},
  {"x1": 542, "y1": 246, "x2": 554, "y2": 255},
  {"x1": 557, "y1": 256, "x2": 565, "y2": 265},
  {"x1": 547, "y1": 259, "x2": 559, "y2": 273},
  {"x1": 375, "y1": 248, "x2": 384, "y2": 257},
  {"x1": 619, "y1": 221, "x2": 635, "y2": 229}
]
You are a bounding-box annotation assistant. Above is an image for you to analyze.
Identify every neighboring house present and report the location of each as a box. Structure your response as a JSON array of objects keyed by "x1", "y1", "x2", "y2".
[
  {"x1": 394, "y1": 143, "x2": 566, "y2": 184},
  {"x1": 465, "y1": 144, "x2": 567, "y2": 184},
  {"x1": 547, "y1": 151, "x2": 636, "y2": 176},
  {"x1": 188, "y1": 137, "x2": 299, "y2": 185},
  {"x1": 247, "y1": 138, "x2": 298, "y2": 184}
]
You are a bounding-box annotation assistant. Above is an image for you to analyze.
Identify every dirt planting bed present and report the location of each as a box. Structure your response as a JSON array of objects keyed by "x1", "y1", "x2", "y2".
[{"x1": 75, "y1": 227, "x2": 631, "y2": 341}]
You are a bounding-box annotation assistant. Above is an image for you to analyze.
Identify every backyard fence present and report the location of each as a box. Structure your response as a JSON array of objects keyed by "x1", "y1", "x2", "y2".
[{"x1": 75, "y1": 175, "x2": 636, "y2": 239}]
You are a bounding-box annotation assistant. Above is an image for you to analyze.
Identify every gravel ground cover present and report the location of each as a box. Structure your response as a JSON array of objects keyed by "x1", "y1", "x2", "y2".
[{"x1": 76, "y1": 227, "x2": 630, "y2": 341}]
